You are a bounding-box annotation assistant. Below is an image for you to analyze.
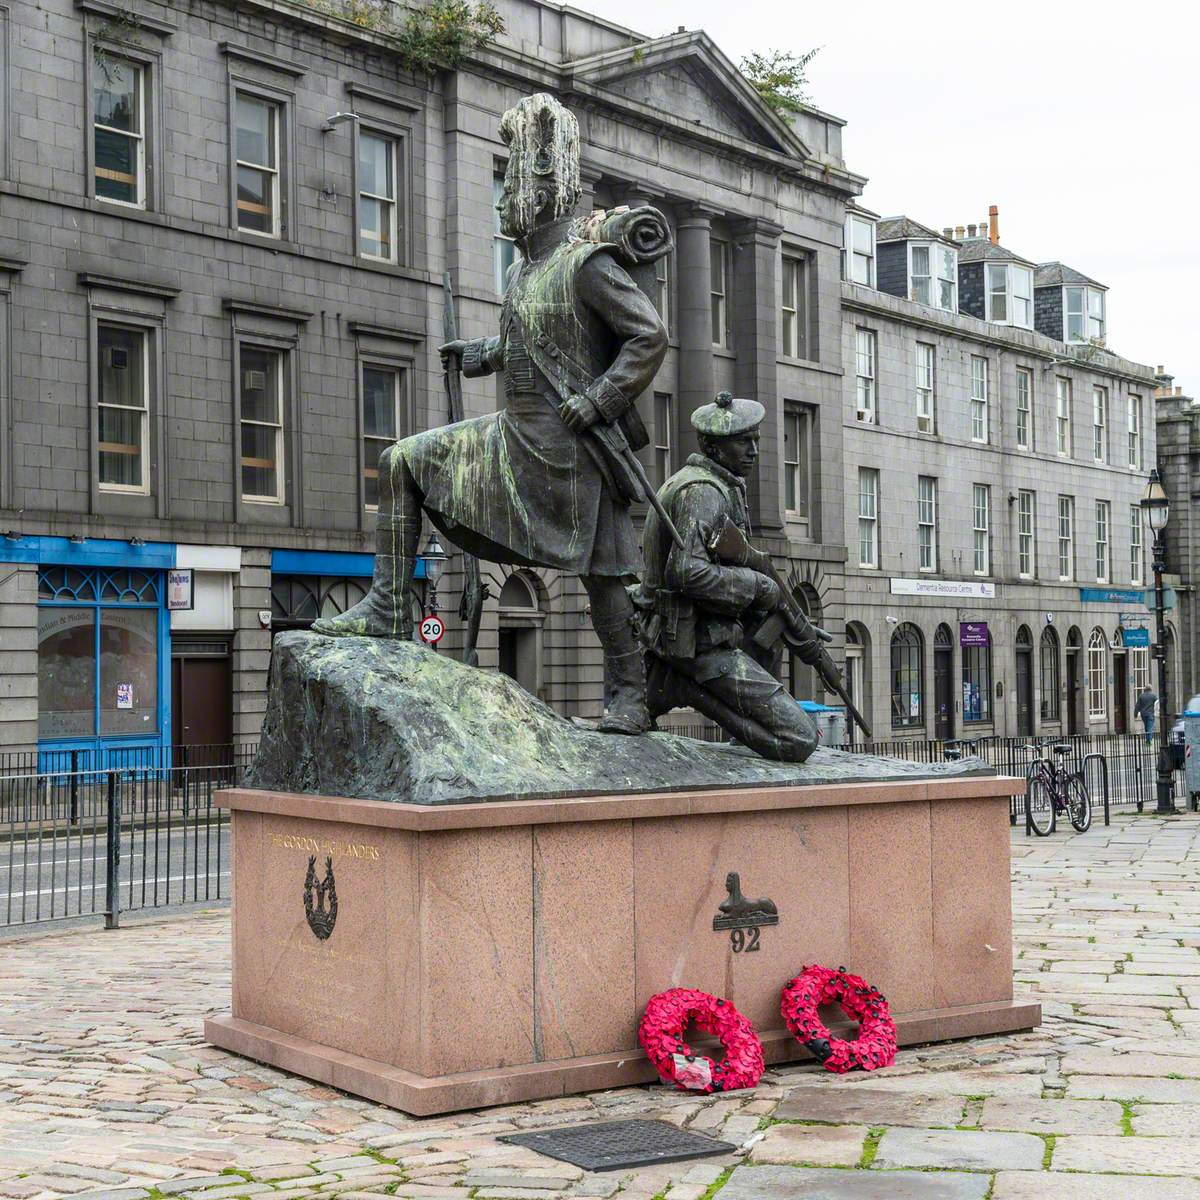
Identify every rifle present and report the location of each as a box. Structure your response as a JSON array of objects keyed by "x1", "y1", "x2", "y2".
[
  {"x1": 708, "y1": 515, "x2": 873, "y2": 740},
  {"x1": 442, "y1": 272, "x2": 487, "y2": 667}
]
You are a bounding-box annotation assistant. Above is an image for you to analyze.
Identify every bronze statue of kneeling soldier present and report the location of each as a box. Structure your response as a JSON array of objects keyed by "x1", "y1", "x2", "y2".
[{"x1": 635, "y1": 392, "x2": 867, "y2": 763}]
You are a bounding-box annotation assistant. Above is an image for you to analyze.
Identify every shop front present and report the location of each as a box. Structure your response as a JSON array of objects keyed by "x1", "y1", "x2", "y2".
[{"x1": 33, "y1": 539, "x2": 174, "y2": 771}]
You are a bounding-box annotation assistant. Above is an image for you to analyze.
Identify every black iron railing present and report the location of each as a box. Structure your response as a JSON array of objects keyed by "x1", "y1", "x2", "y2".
[
  {"x1": 0, "y1": 743, "x2": 259, "y2": 778},
  {"x1": 0, "y1": 760, "x2": 250, "y2": 928}
]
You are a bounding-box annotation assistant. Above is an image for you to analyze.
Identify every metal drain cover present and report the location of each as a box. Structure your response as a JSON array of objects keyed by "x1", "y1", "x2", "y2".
[{"x1": 499, "y1": 1118, "x2": 735, "y2": 1172}]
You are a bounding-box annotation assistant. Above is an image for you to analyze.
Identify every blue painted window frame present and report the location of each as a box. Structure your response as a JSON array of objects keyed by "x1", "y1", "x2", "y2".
[{"x1": 36, "y1": 565, "x2": 171, "y2": 768}]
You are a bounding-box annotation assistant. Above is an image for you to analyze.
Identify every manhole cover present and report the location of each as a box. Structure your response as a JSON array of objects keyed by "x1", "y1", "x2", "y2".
[{"x1": 499, "y1": 1118, "x2": 735, "y2": 1172}]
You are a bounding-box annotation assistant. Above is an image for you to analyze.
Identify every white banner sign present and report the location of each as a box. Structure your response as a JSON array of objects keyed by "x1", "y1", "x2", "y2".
[
  {"x1": 890, "y1": 577, "x2": 997, "y2": 600},
  {"x1": 167, "y1": 568, "x2": 195, "y2": 611}
]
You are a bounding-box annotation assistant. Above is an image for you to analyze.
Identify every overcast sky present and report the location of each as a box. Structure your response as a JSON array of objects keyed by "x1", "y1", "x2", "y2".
[{"x1": 582, "y1": 0, "x2": 1196, "y2": 399}]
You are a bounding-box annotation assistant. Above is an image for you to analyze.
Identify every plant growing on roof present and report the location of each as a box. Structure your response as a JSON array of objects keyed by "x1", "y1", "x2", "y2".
[
  {"x1": 300, "y1": 0, "x2": 504, "y2": 72},
  {"x1": 740, "y1": 48, "x2": 820, "y2": 115}
]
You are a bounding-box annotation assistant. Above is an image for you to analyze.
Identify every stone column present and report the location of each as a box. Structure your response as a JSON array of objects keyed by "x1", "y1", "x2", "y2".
[
  {"x1": 675, "y1": 205, "x2": 717, "y2": 463},
  {"x1": 733, "y1": 217, "x2": 783, "y2": 532},
  {"x1": 577, "y1": 165, "x2": 603, "y2": 220}
]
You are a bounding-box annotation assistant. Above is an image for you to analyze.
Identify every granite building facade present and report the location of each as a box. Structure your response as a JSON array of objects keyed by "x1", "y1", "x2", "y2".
[
  {"x1": 0, "y1": 0, "x2": 862, "y2": 763},
  {"x1": 840, "y1": 213, "x2": 1162, "y2": 742},
  {"x1": 1154, "y1": 373, "x2": 1199, "y2": 714}
]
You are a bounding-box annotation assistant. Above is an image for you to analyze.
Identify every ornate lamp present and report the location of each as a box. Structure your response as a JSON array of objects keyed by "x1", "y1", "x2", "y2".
[{"x1": 1140, "y1": 469, "x2": 1175, "y2": 814}]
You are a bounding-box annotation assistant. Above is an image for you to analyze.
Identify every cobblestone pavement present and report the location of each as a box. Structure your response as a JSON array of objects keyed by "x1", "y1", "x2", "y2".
[{"x1": 3, "y1": 813, "x2": 1200, "y2": 1199}]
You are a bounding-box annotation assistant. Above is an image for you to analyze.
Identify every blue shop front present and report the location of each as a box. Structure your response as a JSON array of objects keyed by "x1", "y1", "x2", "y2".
[{"x1": 10, "y1": 536, "x2": 241, "y2": 771}]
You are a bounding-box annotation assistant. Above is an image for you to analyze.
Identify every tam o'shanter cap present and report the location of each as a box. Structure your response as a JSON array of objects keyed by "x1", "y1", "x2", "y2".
[{"x1": 691, "y1": 391, "x2": 765, "y2": 437}]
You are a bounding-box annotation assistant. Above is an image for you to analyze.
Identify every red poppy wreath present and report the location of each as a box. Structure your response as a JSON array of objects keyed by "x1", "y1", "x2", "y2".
[
  {"x1": 638, "y1": 987, "x2": 765, "y2": 1093},
  {"x1": 780, "y1": 964, "x2": 898, "y2": 1074}
]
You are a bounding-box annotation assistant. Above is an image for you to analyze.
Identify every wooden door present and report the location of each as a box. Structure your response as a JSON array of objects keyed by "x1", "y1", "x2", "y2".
[
  {"x1": 1066, "y1": 651, "x2": 1080, "y2": 735},
  {"x1": 1113, "y1": 655, "x2": 1128, "y2": 734},
  {"x1": 1016, "y1": 649, "x2": 1034, "y2": 736},
  {"x1": 934, "y1": 647, "x2": 954, "y2": 740},
  {"x1": 171, "y1": 656, "x2": 232, "y2": 765}
]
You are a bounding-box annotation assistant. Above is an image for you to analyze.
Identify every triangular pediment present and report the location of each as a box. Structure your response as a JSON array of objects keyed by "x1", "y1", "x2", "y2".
[{"x1": 565, "y1": 32, "x2": 809, "y2": 160}]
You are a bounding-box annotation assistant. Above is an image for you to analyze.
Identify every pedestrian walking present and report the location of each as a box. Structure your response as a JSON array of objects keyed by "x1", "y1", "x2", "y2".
[{"x1": 1135, "y1": 686, "x2": 1158, "y2": 745}]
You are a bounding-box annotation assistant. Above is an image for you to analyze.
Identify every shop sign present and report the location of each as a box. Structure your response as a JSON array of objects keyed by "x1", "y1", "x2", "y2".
[
  {"x1": 167, "y1": 568, "x2": 194, "y2": 611},
  {"x1": 960, "y1": 621, "x2": 990, "y2": 648},
  {"x1": 1122, "y1": 627, "x2": 1151, "y2": 648},
  {"x1": 1080, "y1": 587, "x2": 1145, "y2": 605},
  {"x1": 891, "y1": 578, "x2": 996, "y2": 599}
]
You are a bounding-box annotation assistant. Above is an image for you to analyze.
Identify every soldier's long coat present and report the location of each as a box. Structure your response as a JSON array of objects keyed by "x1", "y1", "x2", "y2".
[{"x1": 400, "y1": 228, "x2": 667, "y2": 577}]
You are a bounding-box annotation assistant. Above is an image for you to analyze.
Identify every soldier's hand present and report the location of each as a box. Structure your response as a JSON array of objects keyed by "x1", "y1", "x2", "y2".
[
  {"x1": 439, "y1": 339, "x2": 470, "y2": 368},
  {"x1": 752, "y1": 574, "x2": 781, "y2": 611},
  {"x1": 562, "y1": 392, "x2": 601, "y2": 431}
]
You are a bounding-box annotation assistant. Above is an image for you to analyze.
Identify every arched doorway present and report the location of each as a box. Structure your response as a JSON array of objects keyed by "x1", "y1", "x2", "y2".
[
  {"x1": 1015, "y1": 625, "x2": 1034, "y2": 736},
  {"x1": 1040, "y1": 626, "x2": 1061, "y2": 724},
  {"x1": 1065, "y1": 626, "x2": 1082, "y2": 735},
  {"x1": 1165, "y1": 622, "x2": 1179, "y2": 716},
  {"x1": 845, "y1": 622, "x2": 870, "y2": 736},
  {"x1": 788, "y1": 585, "x2": 822, "y2": 702},
  {"x1": 934, "y1": 624, "x2": 955, "y2": 740},
  {"x1": 890, "y1": 623, "x2": 924, "y2": 731},
  {"x1": 497, "y1": 571, "x2": 544, "y2": 698}
]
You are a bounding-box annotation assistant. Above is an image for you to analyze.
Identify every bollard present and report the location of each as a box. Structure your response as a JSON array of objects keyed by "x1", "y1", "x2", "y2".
[{"x1": 104, "y1": 770, "x2": 121, "y2": 930}]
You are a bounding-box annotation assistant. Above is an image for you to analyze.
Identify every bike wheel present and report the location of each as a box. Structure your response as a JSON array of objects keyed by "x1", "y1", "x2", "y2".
[
  {"x1": 1065, "y1": 774, "x2": 1092, "y2": 833},
  {"x1": 1027, "y1": 775, "x2": 1055, "y2": 836}
]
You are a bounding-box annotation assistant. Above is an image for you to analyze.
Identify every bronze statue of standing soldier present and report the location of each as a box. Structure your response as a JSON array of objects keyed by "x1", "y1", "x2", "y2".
[{"x1": 315, "y1": 92, "x2": 670, "y2": 735}]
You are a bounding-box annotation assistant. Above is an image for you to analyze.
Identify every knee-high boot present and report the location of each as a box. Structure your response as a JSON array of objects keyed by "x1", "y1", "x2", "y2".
[
  {"x1": 589, "y1": 587, "x2": 650, "y2": 735},
  {"x1": 313, "y1": 446, "x2": 421, "y2": 639}
]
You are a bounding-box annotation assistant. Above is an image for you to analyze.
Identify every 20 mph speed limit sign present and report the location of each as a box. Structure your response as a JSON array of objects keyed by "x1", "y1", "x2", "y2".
[{"x1": 419, "y1": 614, "x2": 445, "y2": 645}]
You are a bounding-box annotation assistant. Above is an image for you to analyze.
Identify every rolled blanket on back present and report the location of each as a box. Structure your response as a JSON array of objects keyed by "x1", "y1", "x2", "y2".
[{"x1": 571, "y1": 205, "x2": 674, "y2": 266}]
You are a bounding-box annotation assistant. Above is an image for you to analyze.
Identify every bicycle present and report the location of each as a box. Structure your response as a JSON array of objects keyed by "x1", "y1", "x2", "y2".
[{"x1": 1021, "y1": 741, "x2": 1092, "y2": 835}]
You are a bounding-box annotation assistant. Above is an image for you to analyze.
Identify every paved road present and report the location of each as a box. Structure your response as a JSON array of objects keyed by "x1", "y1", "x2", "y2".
[
  {"x1": 1, "y1": 813, "x2": 1199, "y2": 1199},
  {"x1": 0, "y1": 820, "x2": 229, "y2": 926}
]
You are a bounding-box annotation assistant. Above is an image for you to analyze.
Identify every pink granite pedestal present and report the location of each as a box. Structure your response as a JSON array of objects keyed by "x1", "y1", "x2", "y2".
[{"x1": 205, "y1": 775, "x2": 1040, "y2": 1115}]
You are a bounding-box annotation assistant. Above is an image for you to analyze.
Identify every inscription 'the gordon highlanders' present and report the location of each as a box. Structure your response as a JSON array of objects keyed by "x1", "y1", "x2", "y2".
[{"x1": 303, "y1": 855, "x2": 338, "y2": 940}]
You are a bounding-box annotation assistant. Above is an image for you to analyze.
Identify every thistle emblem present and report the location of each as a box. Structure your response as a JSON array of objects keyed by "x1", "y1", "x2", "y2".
[{"x1": 303, "y1": 855, "x2": 338, "y2": 940}]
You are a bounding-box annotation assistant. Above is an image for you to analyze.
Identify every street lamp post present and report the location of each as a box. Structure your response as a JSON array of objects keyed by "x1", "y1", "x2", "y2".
[
  {"x1": 1140, "y1": 469, "x2": 1176, "y2": 816},
  {"x1": 422, "y1": 530, "x2": 447, "y2": 650}
]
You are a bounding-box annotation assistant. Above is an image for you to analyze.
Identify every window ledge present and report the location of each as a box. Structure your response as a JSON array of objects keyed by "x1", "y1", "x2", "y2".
[
  {"x1": 347, "y1": 320, "x2": 424, "y2": 343},
  {"x1": 220, "y1": 41, "x2": 306, "y2": 77},
  {"x1": 224, "y1": 298, "x2": 312, "y2": 323},
  {"x1": 76, "y1": 0, "x2": 177, "y2": 35},
  {"x1": 78, "y1": 271, "x2": 180, "y2": 300}
]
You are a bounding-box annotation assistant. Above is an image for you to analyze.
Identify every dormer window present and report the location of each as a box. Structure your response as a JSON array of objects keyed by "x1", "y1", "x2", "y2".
[
  {"x1": 909, "y1": 242, "x2": 957, "y2": 311},
  {"x1": 1065, "y1": 286, "x2": 1105, "y2": 344},
  {"x1": 845, "y1": 213, "x2": 876, "y2": 287},
  {"x1": 985, "y1": 262, "x2": 1033, "y2": 328}
]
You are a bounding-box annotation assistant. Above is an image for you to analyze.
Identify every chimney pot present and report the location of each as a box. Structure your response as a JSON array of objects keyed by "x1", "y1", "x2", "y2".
[
  {"x1": 967, "y1": 224, "x2": 977, "y2": 237},
  {"x1": 988, "y1": 204, "x2": 1000, "y2": 246},
  {"x1": 955, "y1": 225, "x2": 965, "y2": 239},
  {"x1": 1158, "y1": 364, "x2": 1165, "y2": 373},
  {"x1": 942, "y1": 227, "x2": 953, "y2": 239},
  {"x1": 1177, "y1": 386, "x2": 1184, "y2": 397}
]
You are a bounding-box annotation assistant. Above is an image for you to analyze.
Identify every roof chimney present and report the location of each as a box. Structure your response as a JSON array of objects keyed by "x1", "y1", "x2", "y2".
[
  {"x1": 988, "y1": 205, "x2": 999, "y2": 245},
  {"x1": 967, "y1": 224, "x2": 977, "y2": 238},
  {"x1": 955, "y1": 225, "x2": 965, "y2": 239},
  {"x1": 942, "y1": 227, "x2": 953, "y2": 239}
]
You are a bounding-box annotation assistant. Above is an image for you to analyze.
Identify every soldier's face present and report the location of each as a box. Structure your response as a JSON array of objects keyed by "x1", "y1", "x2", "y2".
[
  {"x1": 496, "y1": 166, "x2": 522, "y2": 239},
  {"x1": 709, "y1": 431, "x2": 760, "y2": 477}
]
